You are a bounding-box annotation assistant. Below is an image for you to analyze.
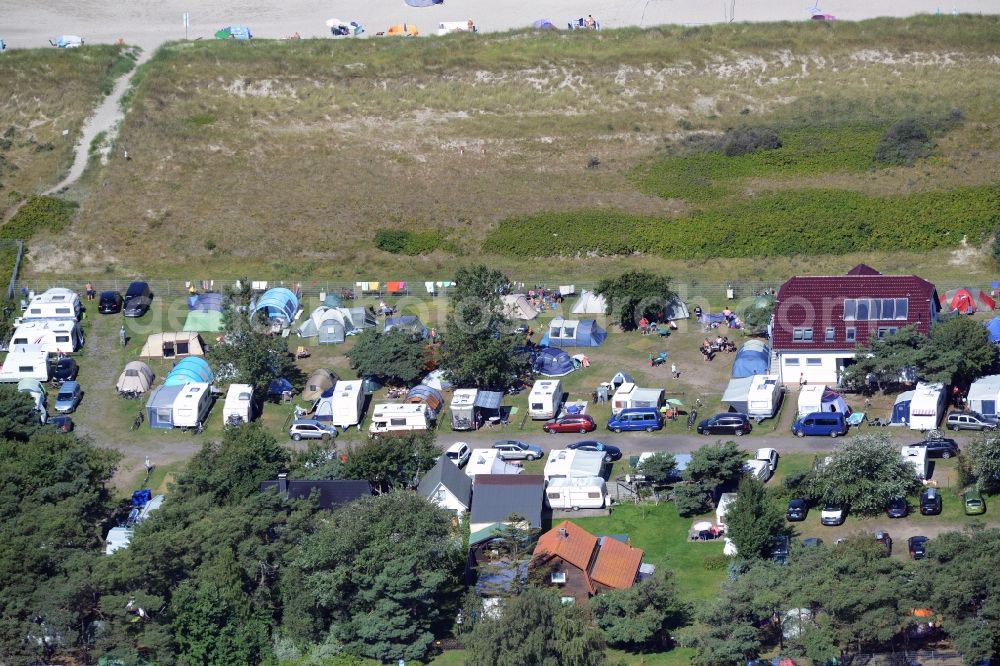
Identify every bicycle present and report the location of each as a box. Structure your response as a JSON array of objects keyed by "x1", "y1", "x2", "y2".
[{"x1": 130, "y1": 411, "x2": 144, "y2": 431}]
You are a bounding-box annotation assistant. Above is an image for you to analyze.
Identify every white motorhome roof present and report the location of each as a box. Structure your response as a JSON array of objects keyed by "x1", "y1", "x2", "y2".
[
  {"x1": 224, "y1": 383, "x2": 253, "y2": 409},
  {"x1": 451, "y1": 389, "x2": 478, "y2": 407},
  {"x1": 2, "y1": 345, "x2": 48, "y2": 361},
  {"x1": 530, "y1": 380, "x2": 559, "y2": 396},
  {"x1": 630, "y1": 387, "x2": 663, "y2": 403},
  {"x1": 333, "y1": 379, "x2": 363, "y2": 398},
  {"x1": 174, "y1": 382, "x2": 210, "y2": 406},
  {"x1": 910, "y1": 382, "x2": 944, "y2": 416},
  {"x1": 105, "y1": 526, "x2": 134, "y2": 555},
  {"x1": 31, "y1": 288, "x2": 79, "y2": 305},
  {"x1": 466, "y1": 449, "x2": 522, "y2": 478},
  {"x1": 543, "y1": 449, "x2": 604, "y2": 480},
  {"x1": 372, "y1": 403, "x2": 427, "y2": 416},
  {"x1": 13, "y1": 319, "x2": 78, "y2": 333},
  {"x1": 613, "y1": 382, "x2": 636, "y2": 397},
  {"x1": 749, "y1": 375, "x2": 780, "y2": 394}
]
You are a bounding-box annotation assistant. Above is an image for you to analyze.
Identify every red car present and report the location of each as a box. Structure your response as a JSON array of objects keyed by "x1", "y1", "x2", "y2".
[{"x1": 543, "y1": 414, "x2": 597, "y2": 434}]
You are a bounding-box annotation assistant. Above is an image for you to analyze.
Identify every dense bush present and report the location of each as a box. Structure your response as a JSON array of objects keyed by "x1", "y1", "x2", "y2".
[
  {"x1": 483, "y1": 185, "x2": 999, "y2": 259},
  {"x1": 0, "y1": 195, "x2": 78, "y2": 240},
  {"x1": 721, "y1": 126, "x2": 782, "y2": 157},
  {"x1": 874, "y1": 118, "x2": 933, "y2": 165},
  {"x1": 373, "y1": 228, "x2": 448, "y2": 255}
]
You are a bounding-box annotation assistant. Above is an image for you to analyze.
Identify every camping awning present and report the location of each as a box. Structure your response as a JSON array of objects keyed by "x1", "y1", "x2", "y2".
[{"x1": 474, "y1": 391, "x2": 503, "y2": 410}]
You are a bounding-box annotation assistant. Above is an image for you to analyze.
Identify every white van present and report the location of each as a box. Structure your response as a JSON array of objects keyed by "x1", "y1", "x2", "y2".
[
  {"x1": 528, "y1": 379, "x2": 563, "y2": 420},
  {"x1": 223, "y1": 384, "x2": 253, "y2": 425},
  {"x1": 0, "y1": 345, "x2": 50, "y2": 383},
  {"x1": 171, "y1": 383, "x2": 213, "y2": 428},
  {"x1": 545, "y1": 476, "x2": 607, "y2": 510},
  {"x1": 9, "y1": 320, "x2": 84, "y2": 354},
  {"x1": 368, "y1": 403, "x2": 430, "y2": 438},
  {"x1": 21, "y1": 288, "x2": 82, "y2": 322}
]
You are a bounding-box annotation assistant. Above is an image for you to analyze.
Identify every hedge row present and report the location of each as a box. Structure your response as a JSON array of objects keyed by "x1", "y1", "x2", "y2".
[
  {"x1": 373, "y1": 229, "x2": 451, "y2": 256},
  {"x1": 0, "y1": 195, "x2": 78, "y2": 241},
  {"x1": 482, "y1": 185, "x2": 1000, "y2": 259}
]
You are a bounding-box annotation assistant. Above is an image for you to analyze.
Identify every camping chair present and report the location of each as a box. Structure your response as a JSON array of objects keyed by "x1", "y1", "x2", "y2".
[{"x1": 295, "y1": 346, "x2": 311, "y2": 359}]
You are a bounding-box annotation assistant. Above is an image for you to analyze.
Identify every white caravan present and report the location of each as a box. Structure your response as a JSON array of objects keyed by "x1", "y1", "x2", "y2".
[
  {"x1": 544, "y1": 476, "x2": 607, "y2": 510},
  {"x1": 465, "y1": 449, "x2": 523, "y2": 481},
  {"x1": 21, "y1": 288, "x2": 82, "y2": 322},
  {"x1": 0, "y1": 345, "x2": 49, "y2": 383},
  {"x1": 611, "y1": 382, "x2": 664, "y2": 415},
  {"x1": 901, "y1": 445, "x2": 929, "y2": 480},
  {"x1": 314, "y1": 380, "x2": 366, "y2": 428},
  {"x1": 9, "y1": 320, "x2": 84, "y2": 354},
  {"x1": 171, "y1": 383, "x2": 213, "y2": 428},
  {"x1": 908, "y1": 382, "x2": 946, "y2": 431},
  {"x1": 450, "y1": 388, "x2": 479, "y2": 430},
  {"x1": 223, "y1": 384, "x2": 253, "y2": 425},
  {"x1": 528, "y1": 379, "x2": 563, "y2": 420},
  {"x1": 368, "y1": 403, "x2": 430, "y2": 438}
]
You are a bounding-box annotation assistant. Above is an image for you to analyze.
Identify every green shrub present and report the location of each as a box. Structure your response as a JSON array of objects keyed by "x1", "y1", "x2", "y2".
[
  {"x1": 0, "y1": 196, "x2": 78, "y2": 240},
  {"x1": 702, "y1": 554, "x2": 729, "y2": 570},
  {"x1": 992, "y1": 227, "x2": 1000, "y2": 269},
  {"x1": 721, "y1": 126, "x2": 781, "y2": 157},
  {"x1": 874, "y1": 118, "x2": 932, "y2": 165},
  {"x1": 373, "y1": 229, "x2": 449, "y2": 255}
]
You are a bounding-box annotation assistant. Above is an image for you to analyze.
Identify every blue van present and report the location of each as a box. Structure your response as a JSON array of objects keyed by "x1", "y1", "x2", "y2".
[
  {"x1": 607, "y1": 407, "x2": 662, "y2": 433},
  {"x1": 792, "y1": 412, "x2": 848, "y2": 438}
]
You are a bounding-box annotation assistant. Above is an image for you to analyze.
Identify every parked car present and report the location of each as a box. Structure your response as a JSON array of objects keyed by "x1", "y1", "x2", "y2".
[
  {"x1": 607, "y1": 407, "x2": 662, "y2": 433},
  {"x1": 919, "y1": 487, "x2": 942, "y2": 515},
  {"x1": 492, "y1": 440, "x2": 544, "y2": 461},
  {"x1": 820, "y1": 500, "x2": 846, "y2": 526},
  {"x1": 874, "y1": 530, "x2": 893, "y2": 556},
  {"x1": 886, "y1": 497, "x2": 909, "y2": 518},
  {"x1": 697, "y1": 413, "x2": 752, "y2": 437},
  {"x1": 963, "y1": 487, "x2": 986, "y2": 515},
  {"x1": 51, "y1": 357, "x2": 78, "y2": 383},
  {"x1": 54, "y1": 380, "x2": 82, "y2": 413},
  {"x1": 445, "y1": 441, "x2": 471, "y2": 467},
  {"x1": 792, "y1": 412, "x2": 848, "y2": 438},
  {"x1": 908, "y1": 535, "x2": 929, "y2": 560},
  {"x1": 771, "y1": 535, "x2": 790, "y2": 564},
  {"x1": 543, "y1": 414, "x2": 596, "y2": 434},
  {"x1": 98, "y1": 291, "x2": 124, "y2": 314},
  {"x1": 786, "y1": 498, "x2": 808, "y2": 522},
  {"x1": 288, "y1": 419, "x2": 338, "y2": 441},
  {"x1": 912, "y1": 437, "x2": 960, "y2": 459},
  {"x1": 946, "y1": 411, "x2": 997, "y2": 432},
  {"x1": 122, "y1": 281, "x2": 153, "y2": 317},
  {"x1": 802, "y1": 537, "x2": 824, "y2": 548},
  {"x1": 567, "y1": 440, "x2": 622, "y2": 462},
  {"x1": 756, "y1": 448, "x2": 779, "y2": 472},
  {"x1": 47, "y1": 415, "x2": 74, "y2": 433}
]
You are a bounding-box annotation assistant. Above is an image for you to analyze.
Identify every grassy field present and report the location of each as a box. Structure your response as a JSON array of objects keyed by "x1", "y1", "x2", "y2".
[
  {"x1": 14, "y1": 15, "x2": 994, "y2": 282},
  {"x1": 0, "y1": 45, "x2": 136, "y2": 221}
]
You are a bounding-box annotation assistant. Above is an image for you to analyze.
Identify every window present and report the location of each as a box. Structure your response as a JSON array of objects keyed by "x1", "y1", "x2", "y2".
[
  {"x1": 390, "y1": 418, "x2": 407, "y2": 426},
  {"x1": 434, "y1": 489, "x2": 446, "y2": 502},
  {"x1": 18, "y1": 365, "x2": 33, "y2": 372},
  {"x1": 547, "y1": 491, "x2": 561, "y2": 499},
  {"x1": 806, "y1": 358, "x2": 823, "y2": 366},
  {"x1": 793, "y1": 328, "x2": 813, "y2": 342},
  {"x1": 895, "y1": 298, "x2": 908, "y2": 320},
  {"x1": 157, "y1": 408, "x2": 171, "y2": 420},
  {"x1": 177, "y1": 341, "x2": 189, "y2": 355},
  {"x1": 881, "y1": 299, "x2": 895, "y2": 320},
  {"x1": 560, "y1": 596, "x2": 576, "y2": 605},
  {"x1": 587, "y1": 492, "x2": 601, "y2": 498},
  {"x1": 563, "y1": 326, "x2": 575, "y2": 338},
  {"x1": 551, "y1": 572, "x2": 567, "y2": 584},
  {"x1": 856, "y1": 299, "x2": 870, "y2": 320},
  {"x1": 56, "y1": 335, "x2": 69, "y2": 343},
  {"x1": 13, "y1": 338, "x2": 27, "y2": 345},
  {"x1": 29, "y1": 308, "x2": 41, "y2": 315},
  {"x1": 56, "y1": 307, "x2": 70, "y2": 315},
  {"x1": 785, "y1": 357, "x2": 800, "y2": 366},
  {"x1": 843, "y1": 300, "x2": 856, "y2": 321},
  {"x1": 871, "y1": 298, "x2": 881, "y2": 320},
  {"x1": 846, "y1": 327, "x2": 856, "y2": 342},
  {"x1": 877, "y1": 327, "x2": 898, "y2": 339},
  {"x1": 825, "y1": 327, "x2": 835, "y2": 342}
]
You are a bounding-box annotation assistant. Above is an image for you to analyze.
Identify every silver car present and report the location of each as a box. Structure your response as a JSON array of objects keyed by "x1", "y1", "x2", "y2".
[
  {"x1": 289, "y1": 419, "x2": 338, "y2": 441},
  {"x1": 492, "y1": 440, "x2": 544, "y2": 461}
]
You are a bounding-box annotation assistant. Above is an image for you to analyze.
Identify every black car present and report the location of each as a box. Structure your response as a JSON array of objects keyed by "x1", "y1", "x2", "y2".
[
  {"x1": 123, "y1": 281, "x2": 153, "y2": 317},
  {"x1": 771, "y1": 535, "x2": 790, "y2": 564},
  {"x1": 566, "y1": 440, "x2": 622, "y2": 462},
  {"x1": 913, "y1": 437, "x2": 960, "y2": 459},
  {"x1": 51, "y1": 357, "x2": 79, "y2": 383},
  {"x1": 920, "y1": 488, "x2": 942, "y2": 515},
  {"x1": 47, "y1": 415, "x2": 74, "y2": 433},
  {"x1": 886, "y1": 497, "x2": 909, "y2": 518},
  {"x1": 697, "y1": 413, "x2": 752, "y2": 437},
  {"x1": 98, "y1": 290, "x2": 124, "y2": 314},
  {"x1": 908, "y1": 535, "x2": 929, "y2": 560},
  {"x1": 786, "y1": 498, "x2": 808, "y2": 522}
]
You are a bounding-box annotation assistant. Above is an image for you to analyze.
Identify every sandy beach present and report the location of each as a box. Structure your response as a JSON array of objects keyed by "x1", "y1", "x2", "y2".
[{"x1": 0, "y1": 0, "x2": 996, "y2": 51}]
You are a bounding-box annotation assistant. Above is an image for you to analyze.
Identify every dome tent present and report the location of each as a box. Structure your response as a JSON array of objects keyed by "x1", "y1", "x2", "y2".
[
  {"x1": 986, "y1": 316, "x2": 1000, "y2": 343},
  {"x1": 252, "y1": 288, "x2": 299, "y2": 325},
  {"x1": 533, "y1": 348, "x2": 575, "y2": 377},
  {"x1": 732, "y1": 340, "x2": 770, "y2": 378},
  {"x1": 117, "y1": 361, "x2": 154, "y2": 394},
  {"x1": 940, "y1": 287, "x2": 995, "y2": 315},
  {"x1": 163, "y1": 357, "x2": 214, "y2": 386},
  {"x1": 302, "y1": 369, "x2": 337, "y2": 401}
]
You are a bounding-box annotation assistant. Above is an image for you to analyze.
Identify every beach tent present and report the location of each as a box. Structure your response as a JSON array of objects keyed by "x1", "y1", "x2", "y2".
[
  {"x1": 252, "y1": 288, "x2": 299, "y2": 325},
  {"x1": 386, "y1": 23, "x2": 418, "y2": 36},
  {"x1": 50, "y1": 35, "x2": 83, "y2": 48},
  {"x1": 187, "y1": 292, "x2": 225, "y2": 312},
  {"x1": 700, "y1": 312, "x2": 728, "y2": 326},
  {"x1": 533, "y1": 348, "x2": 575, "y2": 377},
  {"x1": 501, "y1": 294, "x2": 539, "y2": 320},
  {"x1": 302, "y1": 369, "x2": 337, "y2": 401},
  {"x1": 663, "y1": 295, "x2": 690, "y2": 321},
  {"x1": 384, "y1": 315, "x2": 428, "y2": 337},
  {"x1": 731, "y1": 340, "x2": 770, "y2": 378},
  {"x1": 940, "y1": 288, "x2": 995, "y2": 315},
  {"x1": 986, "y1": 317, "x2": 1000, "y2": 343},
  {"x1": 116, "y1": 361, "x2": 154, "y2": 394},
  {"x1": 140, "y1": 332, "x2": 205, "y2": 358},
  {"x1": 890, "y1": 390, "x2": 915, "y2": 426},
  {"x1": 326, "y1": 18, "x2": 363, "y2": 37},
  {"x1": 183, "y1": 310, "x2": 225, "y2": 332},
  {"x1": 541, "y1": 317, "x2": 606, "y2": 347},
  {"x1": 216, "y1": 25, "x2": 252, "y2": 40},
  {"x1": 267, "y1": 377, "x2": 294, "y2": 401},
  {"x1": 531, "y1": 19, "x2": 558, "y2": 29},
  {"x1": 404, "y1": 0, "x2": 443, "y2": 5},
  {"x1": 406, "y1": 384, "x2": 445, "y2": 415},
  {"x1": 163, "y1": 357, "x2": 214, "y2": 386},
  {"x1": 572, "y1": 290, "x2": 607, "y2": 315}
]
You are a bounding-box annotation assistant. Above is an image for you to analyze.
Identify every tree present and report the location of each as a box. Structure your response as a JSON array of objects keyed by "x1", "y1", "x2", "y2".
[
  {"x1": 589, "y1": 570, "x2": 688, "y2": 649},
  {"x1": 966, "y1": 434, "x2": 1000, "y2": 493},
  {"x1": 674, "y1": 441, "x2": 747, "y2": 517},
  {"x1": 740, "y1": 296, "x2": 775, "y2": 335},
  {"x1": 917, "y1": 315, "x2": 996, "y2": 386},
  {"x1": 635, "y1": 452, "x2": 677, "y2": 486},
  {"x1": 177, "y1": 423, "x2": 290, "y2": 504},
  {"x1": 0, "y1": 383, "x2": 41, "y2": 441},
  {"x1": 673, "y1": 483, "x2": 713, "y2": 517},
  {"x1": 465, "y1": 587, "x2": 606, "y2": 666},
  {"x1": 292, "y1": 491, "x2": 464, "y2": 663},
  {"x1": 839, "y1": 325, "x2": 925, "y2": 393},
  {"x1": 345, "y1": 328, "x2": 430, "y2": 387},
  {"x1": 809, "y1": 433, "x2": 918, "y2": 515},
  {"x1": 595, "y1": 271, "x2": 676, "y2": 331},
  {"x1": 342, "y1": 433, "x2": 440, "y2": 493},
  {"x1": 725, "y1": 477, "x2": 785, "y2": 560},
  {"x1": 440, "y1": 264, "x2": 528, "y2": 389}
]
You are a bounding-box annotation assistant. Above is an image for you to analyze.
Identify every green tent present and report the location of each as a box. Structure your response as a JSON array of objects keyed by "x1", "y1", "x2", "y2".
[
  {"x1": 214, "y1": 28, "x2": 232, "y2": 40},
  {"x1": 183, "y1": 310, "x2": 224, "y2": 332}
]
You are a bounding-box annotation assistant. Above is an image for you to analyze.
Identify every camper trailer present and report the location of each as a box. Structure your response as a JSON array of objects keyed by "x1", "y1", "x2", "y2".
[
  {"x1": 314, "y1": 380, "x2": 365, "y2": 428},
  {"x1": 0, "y1": 345, "x2": 49, "y2": 383},
  {"x1": 9, "y1": 320, "x2": 84, "y2": 354},
  {"x1": 450, "y1": 389, "x2": 479, "y2": 430},
  {"x1": 909, "y1": 382, "x2": 946, "y2": 431},
  {"x1": 223, "y1": 384, "x2": 253, "y2": 425},
  {"x1": 611, "y1": 383, "x2": 664, "y2": 415},
  {"x1": 172, "y1": 383, "x2": 214, "y2": 428},
  {"x1": 368, "y1": 403, "x2": 430, "y2": 438},
  {"x1": 543, "y1": 449, "x2": 606, "y2": 482},
  {"x1": 797, "y1": 385, "x2": 847, "y2": 418},
  {"x1": 901, "y1": 445, "x2": 929, "y2": 480},
  {"x1": 544, "y1": 476, "x2": 607, "y2": 510},
  {"x1": 746, "y1": 375, "x2": 783, "y2": 418},
  {"x1": 21, "y1": 288, "x2": 82, "y2": 322},
  {"x1": 528, "y1": 380, "x2": 564, "y2": 420}
]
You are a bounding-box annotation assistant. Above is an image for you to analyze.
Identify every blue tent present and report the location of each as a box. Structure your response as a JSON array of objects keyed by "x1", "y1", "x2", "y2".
[
  {"x1": 533, "y1": 348, "x2": 575, "y2": 377},
  {"x1": 986, "y1": 316, "x2": 1000, "y2": 343},
  {"x1": 188, "y1": 292, "x2": 225, "y2": 312},
  {"x1": 252, "y1": 288, "x2": 299, "y2": 324},
  {"x1": 384, "y1": 315, "x2": 428, "y2": 338},
  {"x1": 267, "y1": 377, "x2": 293, "y2": 400},
  {"x1": 532, "y1": 19, "x2": 557, "y2": 29},
  {"x1": 731, "y1": 340, "x2": 770, "y2": 378},
  {"x1": 163, "y1": 357, "x2": 214, "y2": 386},
  {"x1": 540, "y1": 318, "x2": 606, "y2": 347},
  {"x1": 890, "y1": 391, "x2": 914, "y2": 425}
]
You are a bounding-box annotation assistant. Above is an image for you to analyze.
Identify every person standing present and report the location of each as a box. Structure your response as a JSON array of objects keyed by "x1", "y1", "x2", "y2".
[
  {"x1": 799, "y1": 373, "x2": 806, "y2": 388},
  {"x1": 671, "y1": 363, "x2": 679, "y2": 379},
  {"x1": 84, "y1": 282, "x2": 95, "y2": 300},
  {"x1": 120, "y1": 325, "x2": 127, "y2": 348}
]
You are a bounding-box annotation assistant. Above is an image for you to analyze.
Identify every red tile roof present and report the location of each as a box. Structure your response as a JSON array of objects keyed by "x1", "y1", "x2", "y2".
[
  {"x1": 590, "y1": 537, "x2": 644, "y2": 590},
  {"x1": 533, "y1": 521, "x2": 644, "y2": 595},
  {"x1": 534, "y1": 521, "x2": 597, "y2": 573},
  {"x1": 772, "y1": 265, "x2": 938, "y2": 351}
]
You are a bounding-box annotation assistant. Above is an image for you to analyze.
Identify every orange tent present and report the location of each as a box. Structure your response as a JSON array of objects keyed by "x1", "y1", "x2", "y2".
[{"x1": 387, "y1": 23, "x2": 418, "y2": 36}]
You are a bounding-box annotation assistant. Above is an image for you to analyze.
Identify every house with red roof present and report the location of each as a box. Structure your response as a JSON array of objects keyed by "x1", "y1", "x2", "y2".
[
  {"x1": 531, "y1": 520, "x2": 646, "y2": 605},
  {"x1": 772, "y1": 264, "x2": 939, "y2": 385}
]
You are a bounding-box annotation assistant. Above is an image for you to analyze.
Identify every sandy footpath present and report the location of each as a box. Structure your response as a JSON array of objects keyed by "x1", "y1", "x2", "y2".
[{"x1": 0, "y1": 0, "x2": 996, "y2": 51}]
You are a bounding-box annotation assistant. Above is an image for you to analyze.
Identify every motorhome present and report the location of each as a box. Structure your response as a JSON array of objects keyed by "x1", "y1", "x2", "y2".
[
  {"x1": 543, "y1": 449, "x2": 605, "y2": 482},
  {"x1": 901, "y1": 445, "x2": 929, "y2": 480},
  {"x1": 9, "y1": 320, "x2": 84, "y2": 354},
  {"x1": 450, "y1": 388, "x2": 479, "y2": 430},
  {"x1": 222, "y1": 384, "x2": 253, "y2": 425},
  {"x1": 20, "y1": 288, "x2": 82, "y2": 322},
  {"x1": 368, "y1": 403, "x2": 430, "y2": 438},
  {"x1": 171, "y1": 383, "x2": 214, "y2": 428},
  {"x1": 314, "y1": 380, "x2": 365, "y2": 428},
  {"x1": 465, "y1": 449, "x2": 523, "y2": 480},
  {"x1": 0, "y1": 345, "x2": 49, "y2": 383},
  {"x1": 908, "y1": 382, "x2": 946, "y2": 431},
  {"x1": 544, "y1": 476, "x2": 607, "y2": 510},
  {"x1": 528, "y1": 379, "x2": 564, "y2": 420},
  {"x1": 611, "y1": 382, "x2": 664, "y2": 415}
]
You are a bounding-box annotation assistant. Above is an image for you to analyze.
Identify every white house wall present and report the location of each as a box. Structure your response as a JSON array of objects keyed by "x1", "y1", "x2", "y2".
[{"x1": 777, "y1": 351, "x2": 850, "y2": 385}]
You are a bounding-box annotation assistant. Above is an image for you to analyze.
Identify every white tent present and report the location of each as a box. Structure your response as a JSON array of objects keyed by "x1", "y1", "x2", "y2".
[
  {"x1": 572, "y1": 289, "x2": 607, "y2": 315},
  {"x1": 117, "y1": 361, "x2": 154, "y2": 394},
  {"x1": 501, "y1": 294, "x2": 539, "y2": 320},
  {"x1": 139, "y1": 332, "x2": 205, "y2": 358}
]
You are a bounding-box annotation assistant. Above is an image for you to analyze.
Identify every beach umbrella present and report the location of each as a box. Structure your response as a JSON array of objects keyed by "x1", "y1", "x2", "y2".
[{"x1": 665, "y1": 398, "x2": 684, "y2": 406}]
